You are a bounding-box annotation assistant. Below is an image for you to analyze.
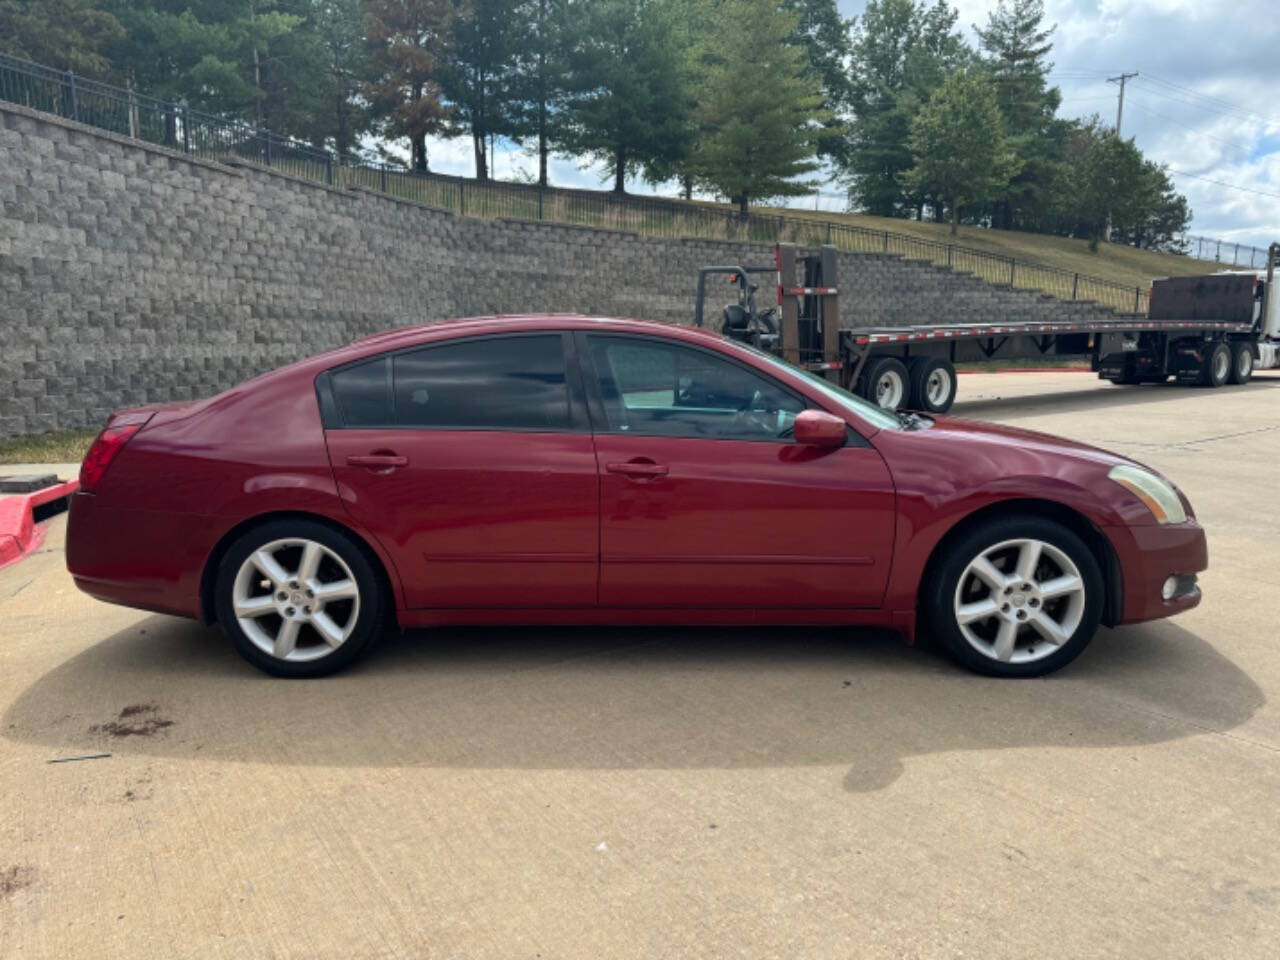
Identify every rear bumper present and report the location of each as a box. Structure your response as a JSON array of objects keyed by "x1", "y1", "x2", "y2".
[
  {"x1": 1104, "y1": 520, "x2": 1208, "y2": 624},
  {"x1": 66, "y1": 492, "x2": 214, "y2": 621}
]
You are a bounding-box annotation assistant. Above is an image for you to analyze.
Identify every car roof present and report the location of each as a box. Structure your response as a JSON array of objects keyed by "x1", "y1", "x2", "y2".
[{"x1": 340, "y1": 314, "x2": 724, "y2": 358}]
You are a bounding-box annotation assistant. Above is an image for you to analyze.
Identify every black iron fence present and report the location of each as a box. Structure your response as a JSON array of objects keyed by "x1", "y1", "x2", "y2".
[{"x1": 1, "y1": 51, "x2": 1151, "y2": 315}]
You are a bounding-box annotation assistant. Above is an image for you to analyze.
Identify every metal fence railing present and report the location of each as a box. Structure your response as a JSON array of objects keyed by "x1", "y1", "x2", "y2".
[
  {"x1": 1182, "y1": 234, "x2": 1270, "y2": 270},
  {"x1": 1, "y1": 51, "x2": 1153, "y2": 315}
]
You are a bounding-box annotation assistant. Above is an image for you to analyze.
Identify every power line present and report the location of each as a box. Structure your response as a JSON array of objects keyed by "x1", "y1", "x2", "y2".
[
  {"x1": 1125, "y1": 99, "x2": 1280, "y2": 165},
  {"x1": 1130, "y1": 79, "x2": 1278, "y2": 128},
  {"x1": 1167, "y1": 169, "x2": 1280, "y2": 202},
  {"x1": 1139, "y1": 73, "x2": 1280, "y2": 128}
]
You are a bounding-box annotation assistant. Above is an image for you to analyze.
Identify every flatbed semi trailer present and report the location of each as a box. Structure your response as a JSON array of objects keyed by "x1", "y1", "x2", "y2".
[{"x1": 696, "y1": 242, "x2": 1279, "y2": 413}]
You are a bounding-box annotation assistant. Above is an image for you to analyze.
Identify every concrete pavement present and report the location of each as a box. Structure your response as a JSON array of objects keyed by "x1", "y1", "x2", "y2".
[{"x1": 1, "y1": 372, "x2": 1278, "y2": 959}]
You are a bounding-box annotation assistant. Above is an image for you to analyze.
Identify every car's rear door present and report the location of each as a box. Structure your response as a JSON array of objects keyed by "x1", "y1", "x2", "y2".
[
  {"x1": 322, "y1": 332, "x2": 599, "y2": 608},
  {"x1": 578, "y1": 332, "x2": 896, "y2": 609}
]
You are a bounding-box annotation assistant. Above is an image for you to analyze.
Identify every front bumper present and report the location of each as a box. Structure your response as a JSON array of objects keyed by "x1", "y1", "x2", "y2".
[{"x1": 1104, "y1": 520, "x2": 1208, "y2": 624}]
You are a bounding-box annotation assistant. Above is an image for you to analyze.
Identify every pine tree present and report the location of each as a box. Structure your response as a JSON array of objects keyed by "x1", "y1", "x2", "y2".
[
  {"x1": 779, "y1": 0, "x2": 853, "y2": 168},
  {"x1": 903, "y1": 68, "x2": 1018, "y2": 234},
  {"x1": 0, "y1": 0, "x2": 123, "y2": 77},
  {"x1": 366, "y1": 0, "x2": 457, "y2": 171},
  {"x1": 558, "y1": 0, "x2": 692, "y2": 193},
  {"x1": 508, "y1": 0, "x2": 571, "y2": 185},
  {"x1": 694, "y1": 0, "x2": 824, "y2": 215},
  {"x1": 974, "y1": 0, "x2": 1061, "y2": 229},
  {"x1": 440, "y1": 0, "x2": 526, "y2": 180},
  {"x1": 846, "y1": 0, "x2": 970, "y2": 217}
]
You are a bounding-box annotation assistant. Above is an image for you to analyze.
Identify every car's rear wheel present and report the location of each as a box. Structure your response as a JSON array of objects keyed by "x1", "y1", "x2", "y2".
[
  {"x1": 925, "y1": 515, "x2": 1104, "y2": 677},
  {"x1": 215, "y1": 519, "x2": 386, "y2": 677}
]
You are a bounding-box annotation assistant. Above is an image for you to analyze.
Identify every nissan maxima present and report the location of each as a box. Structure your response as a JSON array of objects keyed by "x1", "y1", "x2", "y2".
[{"x1": 66, "y1": 315, "x2": 1206, "y2": 678}]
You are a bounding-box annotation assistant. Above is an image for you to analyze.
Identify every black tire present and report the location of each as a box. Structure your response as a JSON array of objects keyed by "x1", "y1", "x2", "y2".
[
  {"x1": 923, "y1": 514, "x2": 1105, "y2": 678},
  {"x1": 907, "y1": 356, "x2": 958, "y2": 413},
  {"x1": 860, "y1": 357, "x2": 910, "y2": 411},
  {"x1": 1228, "y1": 342, "x2": 1254, "y2": 385},
  {"x1": 1201, "y1": 341, "x2": 1231, "y2": 387},
  {"x1": 214, "y1": 518, "x2": 388, "y2": 678}
]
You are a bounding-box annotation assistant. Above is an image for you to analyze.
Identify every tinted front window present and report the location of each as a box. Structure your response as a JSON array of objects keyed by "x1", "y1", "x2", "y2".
[
  {"x1": 586, "y1": 336, "x2": 804, "y2": 441},
  {"x1": 330, "y1": 357, "x2": 391, "y2": 426},
  {"x1": 392, "y1": 335, "x2": 570, "y2": 430}
]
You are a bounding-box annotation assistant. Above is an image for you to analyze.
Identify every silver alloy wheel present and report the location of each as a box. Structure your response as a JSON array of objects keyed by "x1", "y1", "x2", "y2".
[
  {"x1": 952, "y1": 537, "x2": 1086, "y2": 664},
  {"x1": 1237, "y1": 347, "x2": 1253, "y2": 379},
  {"x1": 1213, "y1": 348, "x2": 1230, "y2": 382},
  {"x1": 875, "y1": 369, "x2": 906, "y2": 409},
  {"x1": 925, "y1": 367, "x2": 953, "y2": 407},
  {"x1": 231, "y1": 537, "x2": 360, "y2": 662}
]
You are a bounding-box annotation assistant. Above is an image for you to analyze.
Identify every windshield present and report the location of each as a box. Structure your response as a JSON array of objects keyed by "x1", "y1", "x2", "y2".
[{"x1": 736, "y1": 344, "x2": 903, "y2": 431}]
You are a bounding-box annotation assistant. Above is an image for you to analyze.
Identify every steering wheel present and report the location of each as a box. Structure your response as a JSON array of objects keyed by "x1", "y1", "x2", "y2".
[{"x1": 731, "y1": 389, "x2": 777, "y2": 437}]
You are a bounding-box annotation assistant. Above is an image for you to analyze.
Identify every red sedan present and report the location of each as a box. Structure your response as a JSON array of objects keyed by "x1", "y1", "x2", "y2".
[{"x1": 66, "y1": 315, "x2": 1206, "y2": 678}]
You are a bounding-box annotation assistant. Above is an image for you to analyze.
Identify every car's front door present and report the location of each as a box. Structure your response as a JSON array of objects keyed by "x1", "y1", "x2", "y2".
[
  {"x1": 579, "y1": 333, "x2": 896, "y2": 609},
  {"x1": 323, "y1": 332, "x2": 599, "y2": 608}
]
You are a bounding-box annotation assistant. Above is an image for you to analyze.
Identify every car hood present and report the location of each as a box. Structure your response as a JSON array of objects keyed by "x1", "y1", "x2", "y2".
[
  {"x1": 911, "y1": 414, "x2": 1135, "y2": 469},
  {"x1": 868, "y1": 412, "x2": 1177, "y2": 529}
]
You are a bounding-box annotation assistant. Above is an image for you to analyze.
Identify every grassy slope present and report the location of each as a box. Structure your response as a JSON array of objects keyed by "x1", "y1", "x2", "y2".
[
  {"x1": 0, "y1": 430, "x2": 96, "y2": 464},
  {"x1": 752, "y1": 205, "x2": 1224, "y2": 291}
]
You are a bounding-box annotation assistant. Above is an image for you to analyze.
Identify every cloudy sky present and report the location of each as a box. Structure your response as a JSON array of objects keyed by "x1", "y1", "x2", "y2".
[{"x1": 420, "y1": 0, "x2": 1280, "y2": 251}]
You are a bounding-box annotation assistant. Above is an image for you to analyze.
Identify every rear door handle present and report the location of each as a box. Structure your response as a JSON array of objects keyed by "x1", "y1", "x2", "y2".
[
  {"x1": 606, "y1": 460, "x2": 668, "y2": 479},
  {"x1": 347, "y1": 454, "x2": 409, "y2": 468}
]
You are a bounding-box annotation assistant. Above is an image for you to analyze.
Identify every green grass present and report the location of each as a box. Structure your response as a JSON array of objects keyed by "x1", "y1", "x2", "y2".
[
  {"x1": 761, "y1": 205, "x2": 1220, "y2": 294},
  {"x1": 0, "y1": 430, "x2": 96, "y2": 465}
]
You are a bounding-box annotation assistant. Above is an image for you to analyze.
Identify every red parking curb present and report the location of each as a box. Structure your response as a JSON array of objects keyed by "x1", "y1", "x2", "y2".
[{"x1": 0, "y1": 479, "x2": 79, "y2": 571}]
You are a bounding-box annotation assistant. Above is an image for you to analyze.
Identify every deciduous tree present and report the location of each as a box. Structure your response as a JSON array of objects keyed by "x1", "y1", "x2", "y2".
[{"x1": 903, "y1": 68, "x2": 1017, "y2": 234}]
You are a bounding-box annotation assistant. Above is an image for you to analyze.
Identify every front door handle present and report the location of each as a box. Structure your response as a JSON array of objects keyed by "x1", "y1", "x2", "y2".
[
  {"x1": 347, "y1": 453, "x2": 409, "y2": 469},
  {"x1": 606, "y1": 460, "x2": 669, "y2": 479}
]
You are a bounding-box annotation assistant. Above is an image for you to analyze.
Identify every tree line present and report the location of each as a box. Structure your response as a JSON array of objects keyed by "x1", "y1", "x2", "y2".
[{"x1": 0, "y1": 0, "x2": 1189, "y2": 248}]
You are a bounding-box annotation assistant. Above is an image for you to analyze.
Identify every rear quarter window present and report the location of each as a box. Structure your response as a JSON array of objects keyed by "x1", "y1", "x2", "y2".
[{"x1": 329, "y1": 357, "x2": 391, "y2": 426}]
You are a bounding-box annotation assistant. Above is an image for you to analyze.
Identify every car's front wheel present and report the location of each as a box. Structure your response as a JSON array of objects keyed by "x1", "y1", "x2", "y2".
[
  {"x1": 925, "y1": 516, "x2": 1104, "y2": 677},
  {"x1": 215, "y1": 519, "x2": 387, "y2": 677}
]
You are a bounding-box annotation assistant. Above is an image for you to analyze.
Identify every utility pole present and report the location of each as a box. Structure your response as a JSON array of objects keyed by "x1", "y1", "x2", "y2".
[
  {"x1": 1107, "y1": 71, "x2": 1138, "y2": 136},
  {"x1": 1104, "y1": 72, "x2": 1138, "y2": 241}
]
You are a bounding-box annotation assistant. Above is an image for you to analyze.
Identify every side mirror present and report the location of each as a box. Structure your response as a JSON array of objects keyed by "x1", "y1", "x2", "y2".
[{"x1": 793, "y1": 409, "x2": 846, "y2": 448}]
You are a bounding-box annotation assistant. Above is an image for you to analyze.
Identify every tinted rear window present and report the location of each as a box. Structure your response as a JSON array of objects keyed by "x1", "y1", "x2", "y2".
[
  {"x1": 330, "y1": 357, "x2": 391, "y2": 426},
  {"x1": 392, "y1": 335, "x2": 569, "y2": 430}
]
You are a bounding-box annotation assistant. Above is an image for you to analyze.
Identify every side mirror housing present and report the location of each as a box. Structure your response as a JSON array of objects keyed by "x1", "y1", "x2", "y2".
[{"x1": 793, "y1": 409, "x2": 846, "y2": 448}]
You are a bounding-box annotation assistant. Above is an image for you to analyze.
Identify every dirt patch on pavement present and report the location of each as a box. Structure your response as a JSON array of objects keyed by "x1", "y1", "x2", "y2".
[
  {"x1": 1, "y1": 864, "x2": 36, "y2": 901},
  {"x1": 90, "y1": 703, "x2": 174, "y2": 738}
]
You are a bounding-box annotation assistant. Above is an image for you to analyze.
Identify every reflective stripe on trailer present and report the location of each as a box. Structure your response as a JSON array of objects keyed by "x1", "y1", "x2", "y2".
[
  {"x1": 850, "y1": 319, "x2": 1253, "y2": 346},
  {"x1": 784, "y1": 287, "x2": 838, "y2": 296}
]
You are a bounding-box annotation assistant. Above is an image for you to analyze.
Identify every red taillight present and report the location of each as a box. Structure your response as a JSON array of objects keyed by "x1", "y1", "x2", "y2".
[{"x1": 79, "y1": 413, "x2": 152, "y2": 492}]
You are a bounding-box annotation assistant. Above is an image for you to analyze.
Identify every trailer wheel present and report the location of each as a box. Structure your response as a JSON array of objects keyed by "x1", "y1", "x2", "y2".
[
  {"x1": 1228, "y1": 342, "x2": 1254, "y2": 385},
  {"x1": 861, "y1": 357, "x2": 909, "y2": 410},
  {"x1": 908, "y1": 357, "x2": 957, "y2": 413},
  {"x1": 1202, "y1": 342, "x2": 1231, "y2": 387}
]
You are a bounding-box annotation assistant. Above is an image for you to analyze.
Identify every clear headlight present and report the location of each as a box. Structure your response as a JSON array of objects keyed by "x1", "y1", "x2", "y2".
[{"x1": 1108, "y1": 464, "x2": 1187, "y2": 525}]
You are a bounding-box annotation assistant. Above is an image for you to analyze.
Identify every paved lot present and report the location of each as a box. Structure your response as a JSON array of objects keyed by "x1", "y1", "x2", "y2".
[{"x1": 2, "y1": 372, "x2": 1279, "y2": 959}]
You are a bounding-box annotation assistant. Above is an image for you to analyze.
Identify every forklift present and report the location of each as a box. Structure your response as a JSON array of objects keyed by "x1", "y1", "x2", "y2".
[{"x1": 693, "y1": 244, "x2": 843, "y2": 381}]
